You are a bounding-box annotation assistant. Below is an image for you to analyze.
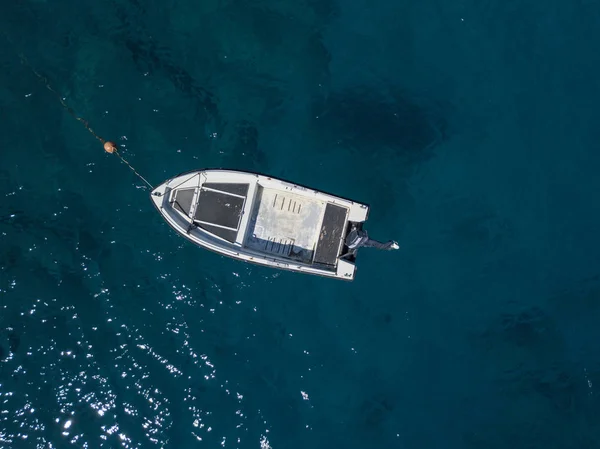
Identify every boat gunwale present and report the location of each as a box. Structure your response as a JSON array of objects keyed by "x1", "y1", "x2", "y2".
[
  {"x1": 151, "y1": 168, "x2": 362, "y2": 280},
  {"x1": 151, "y1": 193, "x2": 356, "y2": 281},
  {"x1": 166, "y1": 168, "x2": 371, "y2": 216}
]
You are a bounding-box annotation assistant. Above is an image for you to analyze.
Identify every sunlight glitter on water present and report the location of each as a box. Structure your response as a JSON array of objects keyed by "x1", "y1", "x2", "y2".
[{"x1": 0, "y1": 258, "x2": 200, "y2": 448}]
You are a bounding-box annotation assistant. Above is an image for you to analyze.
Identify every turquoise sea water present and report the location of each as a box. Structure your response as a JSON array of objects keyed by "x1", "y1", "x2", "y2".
[{"x1": 2, "y1": 1, "x2": 600, "y2": 448}]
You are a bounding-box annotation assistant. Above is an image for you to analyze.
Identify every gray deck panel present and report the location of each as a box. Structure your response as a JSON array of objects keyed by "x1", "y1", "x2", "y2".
[
  {"x1": 203, "y1": 183, "x2": 249, "y2": 196},
  {"x1": 197, "y1": 223, "x2": 238, "y2": 243},
  {"x1": 244, "y1": 186, "x2": 324, "y2": 263},
  {"x1": 194, "y1": 188, "x2": 245, "y2": 229},
  {"x1": 313, "y1": 203, "x2": 348, "y2": 266},
  {"x1": 172, "y1": 188, "x2": 195, "y2": 216}
]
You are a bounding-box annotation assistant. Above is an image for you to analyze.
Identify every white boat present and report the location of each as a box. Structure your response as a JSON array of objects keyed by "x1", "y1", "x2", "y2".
[{"x1": 150, "y1": 169, "x2": 398, "y2": 281}]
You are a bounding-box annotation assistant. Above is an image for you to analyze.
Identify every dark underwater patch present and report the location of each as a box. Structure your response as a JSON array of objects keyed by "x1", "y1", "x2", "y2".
[
  {"x1": 7, "y1": 330, "x2": 20, "y2": 353},
  {"x1": 476, "y1": 306, "x2": 562, "y2": 356},
  {"x1": 234, "y1": 120, "x2": 266, "y2": 167},
  {"x1": 108, "y1": 0, "x2": 221, "y2": 127},
  {"x1": 311, "y1": 86, "x2": 450, "y2": 163},
  {"x1": 220, "y1": 120, "x2": 268, "y2": 171},
  {"x1": 548, "y1": 274, "x2": 600, "y2": 319},
  {"x1": 472, "y1": 305, "x2": 588, "y2": 414},
  {"x1": 305, "y1": 0, "x2": 340, "y2": 23},
  {"x1": 359, "y1": 393, "x2": 395, "y2": 429},
  {"x1": 0, "y1": 328, "x2": 19, "y2": 358},
  {"x1": 0, "y1": 245, "x2": 22, "y2": 272}
]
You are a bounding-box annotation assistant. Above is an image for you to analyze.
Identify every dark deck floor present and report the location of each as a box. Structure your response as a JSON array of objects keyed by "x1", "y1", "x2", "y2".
[
  {"x1": 313, "y1": 203, "x2": 348, "y2": 266},
  {"x1": 172, "y1": 188, "x2": 195, "y2": 216},
  {"x1": 194, "y1": 189, "x2": 245, "y2": 229},
  {"x1": 192, "y1": 184, "x2": 249, "y2": 242}
]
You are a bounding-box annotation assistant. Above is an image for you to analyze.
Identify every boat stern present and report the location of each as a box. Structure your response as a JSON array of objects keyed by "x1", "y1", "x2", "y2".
[{"x1": 336, "y1": 258, "x2": 357, "y2": 280}]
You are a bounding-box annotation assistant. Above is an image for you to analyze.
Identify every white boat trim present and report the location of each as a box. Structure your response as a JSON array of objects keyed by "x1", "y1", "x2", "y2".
[{"x1": 151, "y1": 169, "x2": 372, "y2": 280}]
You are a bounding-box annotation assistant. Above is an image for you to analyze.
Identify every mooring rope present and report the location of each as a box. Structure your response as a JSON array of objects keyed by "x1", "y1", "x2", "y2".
[{"x1": 6, "y1": 33, "x2": 154, "y2": 190}]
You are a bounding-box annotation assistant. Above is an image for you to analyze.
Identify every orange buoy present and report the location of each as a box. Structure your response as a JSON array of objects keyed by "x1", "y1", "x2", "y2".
[{"x1": 104, "y1": 141, "x2": 117, "y2": 154}]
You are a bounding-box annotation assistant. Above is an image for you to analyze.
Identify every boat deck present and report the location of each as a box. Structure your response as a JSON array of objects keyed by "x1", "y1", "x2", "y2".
[
  {"x1": 152, "y1": 170, "x2": 363, "y2": 280},
  {"x1": 243, "y1": 186, "x2": 325, "y2": 263},
  {"x1": 190, "y1": 182, "x2": 249, "y2": 243},
  {"x1": 244, "y1": 185, "x2": 349, "y2": 266},
  {"x1": 313, "y1": 203, "x2": 349, "y2": 266}
]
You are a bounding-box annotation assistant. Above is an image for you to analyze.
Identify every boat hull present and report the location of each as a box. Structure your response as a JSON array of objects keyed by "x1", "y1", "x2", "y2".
[{"x1": 150, "y1": 169, "x2": 370, "y2": 280}]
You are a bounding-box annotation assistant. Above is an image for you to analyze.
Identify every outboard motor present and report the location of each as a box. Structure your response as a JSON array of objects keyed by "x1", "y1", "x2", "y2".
[{"x1": 345, "y1": 224, "x2": 399, "y2": 251}]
